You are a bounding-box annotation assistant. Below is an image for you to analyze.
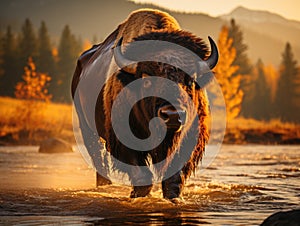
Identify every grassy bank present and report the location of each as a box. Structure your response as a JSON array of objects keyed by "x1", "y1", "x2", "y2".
[
  {"x1": 225, "y1": 118, "x2": 300, "y2": 144},
  {"x1": 0, "y1": 97, "x2": 74, "y2": 145},
  {"x1": 0, "y1": 97, "x2": 299, "y2": 145}
]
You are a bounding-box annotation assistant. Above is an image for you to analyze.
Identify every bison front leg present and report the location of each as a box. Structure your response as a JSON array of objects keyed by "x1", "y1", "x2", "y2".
[
  {"x1": 162, "y1": 171, "x2": 184, "y2": 199},
  {"x1": 129, "y1": 166, "x2": 153, "y2": 198}
]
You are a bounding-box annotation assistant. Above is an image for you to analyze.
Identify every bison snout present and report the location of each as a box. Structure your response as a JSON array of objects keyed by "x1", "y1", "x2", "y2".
[{"x1": 158, "y1": 105, "x2": 187, "y2": 132}]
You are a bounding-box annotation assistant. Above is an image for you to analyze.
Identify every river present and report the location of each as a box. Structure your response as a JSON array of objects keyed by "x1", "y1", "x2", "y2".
[{"x1": 0, "y1": 145, "x2": 299, "y2": 225}]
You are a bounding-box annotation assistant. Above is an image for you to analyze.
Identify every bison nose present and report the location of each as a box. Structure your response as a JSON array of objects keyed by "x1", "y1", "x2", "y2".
[{"x1": 158, "y1": 105, "x2": 187, "y2": 132}]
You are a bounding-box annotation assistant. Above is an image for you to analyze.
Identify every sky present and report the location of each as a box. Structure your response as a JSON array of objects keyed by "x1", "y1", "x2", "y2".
[{"x1": 131, "y1": 0, "x2": 300, "y2": 21}]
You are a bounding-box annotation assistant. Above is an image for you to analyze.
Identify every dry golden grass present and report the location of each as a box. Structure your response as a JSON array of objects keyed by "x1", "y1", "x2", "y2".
[
  {"x1": 0, "y1": 96, "x2": 299, "y2": 145},
  {"x1": 0, "y1": 97, "x2": 74, "y2": 144},
  {"x1": 226, "y1": 117, "x2": 300, "y2": 144},
  {"x1": 228, "y1": 117, "x2": 299, "y2": 130}
]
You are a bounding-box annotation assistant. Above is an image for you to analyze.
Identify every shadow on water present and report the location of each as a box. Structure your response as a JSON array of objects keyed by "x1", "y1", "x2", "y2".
[
  {"x1": 86, "y1": 213, "x2": 210, "y2": 225},
  {"x1": 0, "y1": 214, "x2": 209, "y2": 226}
]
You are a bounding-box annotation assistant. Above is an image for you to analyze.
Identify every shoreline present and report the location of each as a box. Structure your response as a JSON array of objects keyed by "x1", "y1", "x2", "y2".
[
  {"x1": 0, "y1": 127, "x2": 299, "y2": 146},
  {"x1": 223, "y1": 127, "x2": 300, "y2": 145},
  {"x1": 1, "y1": 97, "x2": 299, "y2": 146}
]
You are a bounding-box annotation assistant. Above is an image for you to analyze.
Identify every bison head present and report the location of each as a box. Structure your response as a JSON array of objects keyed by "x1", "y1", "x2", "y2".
[{"x1": 112, "y1": 32, "x2": 218, "y2": 140}]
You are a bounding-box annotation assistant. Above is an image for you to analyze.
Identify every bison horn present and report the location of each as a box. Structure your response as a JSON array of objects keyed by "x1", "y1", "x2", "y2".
[
  {"x1": 194, "y1": 37, "x2": 218, "y2": 88},
  {"x1": 113, "y1": 37, "x2": 138, "y2": 74},
  {"x1": 206, "y1": 36, "x2": 219, "y2": 69}
]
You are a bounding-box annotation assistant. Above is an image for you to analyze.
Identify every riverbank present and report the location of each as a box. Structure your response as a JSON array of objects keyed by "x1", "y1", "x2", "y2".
[
  {"x1": 0, "y1": 97, "x2": 74, "y2": 146},
  {"x1": 224, "y1": 118, "x2": 300, "y2": 144},
  {"x1": 0, "y1": 97, "x2": 299, "y2": 146}
]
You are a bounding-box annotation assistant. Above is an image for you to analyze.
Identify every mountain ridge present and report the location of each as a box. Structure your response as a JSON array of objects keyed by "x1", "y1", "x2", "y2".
[{"x1": 222, "y1": 6, "x2": 300, "y2": 33}]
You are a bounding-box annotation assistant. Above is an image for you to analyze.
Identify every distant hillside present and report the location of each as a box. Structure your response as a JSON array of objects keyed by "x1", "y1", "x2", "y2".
[
  {"x1": 221, "y1": 6, "x2": 300, "y2": 30},
  {"x1": 221, "y1": 6, "x2": 300, "y2": 65},
  {"x1": 0, "y1": 1, "x2": 299, "y2": 66},
  {"x1": 0, "y1": 0, "x2": 143, "y2": 40},
  {"x1": 0, "y1": 0, "x2": 222, "y2": 40}
]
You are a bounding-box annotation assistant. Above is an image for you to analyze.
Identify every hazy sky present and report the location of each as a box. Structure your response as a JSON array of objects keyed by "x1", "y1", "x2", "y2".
[{"x1": 131, "y1": 0, "x2": 300, "y2": 21}]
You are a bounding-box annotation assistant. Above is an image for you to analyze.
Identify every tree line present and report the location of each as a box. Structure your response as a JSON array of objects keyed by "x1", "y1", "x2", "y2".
[
  {"x1": 0, "y1": 18, "x2": 299, "y2": 123},
  {"x1": 214, "y1": 19, "x2": 300, "y2": 123},
  {"x1": 0, "y1": 19, "x2": 83, "y2": 102}
]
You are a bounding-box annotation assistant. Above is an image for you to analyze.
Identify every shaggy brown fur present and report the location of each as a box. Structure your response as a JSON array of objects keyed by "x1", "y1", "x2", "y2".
[
  {"x1": 115, "y1": 9, "x2": 180, "y2": 46},
  {"x1": 72, "y1": 9, "x2": 211, "y2": 199}
]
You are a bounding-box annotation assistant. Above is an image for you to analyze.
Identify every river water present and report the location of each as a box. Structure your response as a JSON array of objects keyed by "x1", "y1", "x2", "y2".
[{"x1": 0, "y1": 145, "x2": 299, "y2": 225}]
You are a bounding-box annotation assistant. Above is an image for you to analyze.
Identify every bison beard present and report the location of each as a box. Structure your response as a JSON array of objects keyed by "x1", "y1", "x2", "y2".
[{"x1": 72, "y1": 9, "x2": 218, "y2": 200}]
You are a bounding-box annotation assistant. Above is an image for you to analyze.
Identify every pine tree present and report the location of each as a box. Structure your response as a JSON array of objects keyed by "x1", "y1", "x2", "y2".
[
  {"x1": 55, "y1": 25, "x2": 81, "y2": 102},
  {"x1": 0, "y1": 26, "x2": 19, "y2": 96},
  {"x1": 0, "y1": 31, "x2": 3, "y2": 80},
  {"x1": 214, "y1": 26, "x2": 243, "y2": 120},
  {"x1": 228, "y1": 19, "x2": 252, "y2": 75},
  {"x1": 263, "y1": 64, "x2": 279, "y2": 104},
  {"x1": 36, "y1": 21, "x2": 56, "y2": 76},
  {"x1": 15, "y1": 57, "x2": 52, "y2": 102},
  {"x1": 275, "y1": 42, "x2": 300, "y2": 122},
  {"x1": 228, "y1": 19, "x2": 254, "y2": 117},
  {"x1": 250, "y1": 59, "x2": 272, "y2": 120},
  {"x1": 19, "y1": 18, "x2": 38, "y2": 66}
]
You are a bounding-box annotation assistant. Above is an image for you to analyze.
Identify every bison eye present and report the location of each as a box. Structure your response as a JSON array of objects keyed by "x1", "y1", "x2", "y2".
[{"x1": 143, "y1": 78, "x2": 152, "y2": 88}]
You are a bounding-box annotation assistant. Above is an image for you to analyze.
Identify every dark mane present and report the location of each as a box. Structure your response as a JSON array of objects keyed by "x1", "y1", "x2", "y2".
[{"x1": 133, "y1": 30, "x2": 209, "y2": 60}]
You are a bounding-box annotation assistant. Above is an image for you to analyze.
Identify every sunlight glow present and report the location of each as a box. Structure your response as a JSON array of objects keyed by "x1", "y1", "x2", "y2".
[{"x1": 131, "y1": 0, "x2": 300, "y2": 21}]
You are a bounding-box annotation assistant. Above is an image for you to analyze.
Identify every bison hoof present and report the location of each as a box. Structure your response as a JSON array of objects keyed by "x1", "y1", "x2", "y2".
[
  {"x1": 130, "y1": 185, "x2": 152, "y2": 198},
  {"x1": 162, "y1": 183, "x2": 182, "y2": 199},
  {"x1": 163, "y1": 191, "x2": 180, "y2": 200},
  {"x1": 169, "y1": 197, "x2": 185, "y2": 205}
]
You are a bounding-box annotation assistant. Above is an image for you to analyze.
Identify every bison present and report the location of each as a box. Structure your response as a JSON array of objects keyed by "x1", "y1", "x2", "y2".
[{"x1": 72, "y1": 9, "x2": 218, "y2": 200}]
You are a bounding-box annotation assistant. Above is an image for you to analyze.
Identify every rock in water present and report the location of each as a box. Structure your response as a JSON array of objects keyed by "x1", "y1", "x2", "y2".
[
  {"x1": 39, "y1": 138, "x2": 73, "y2": 153},
  {"x1": 261, "y1": 209, "x2": 300, "y2": 226}
]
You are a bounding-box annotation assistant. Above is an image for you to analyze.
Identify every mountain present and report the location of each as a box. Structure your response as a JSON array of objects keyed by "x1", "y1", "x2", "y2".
[
  {"x1": 221, "y1": 6, "x2": 300, "y2": 65},
  {"x1": 0, "y1": 1, "x2": 299, "y2": 66},
  {"x1": 222, "y1": 6, "x2": 300, "y2": 28}
]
